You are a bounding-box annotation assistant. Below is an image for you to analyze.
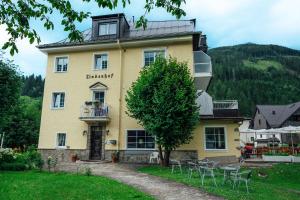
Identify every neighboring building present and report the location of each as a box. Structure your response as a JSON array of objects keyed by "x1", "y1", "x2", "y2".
[
  {"x1": 37, "y1": 13, "x2": 242, "y2": 163},
  {"x1": 252, "y1": 102, "x2": 300, "y2": 144},
  {"x1": 239, "y1": 119, "x2": 253, "y2": 145}
]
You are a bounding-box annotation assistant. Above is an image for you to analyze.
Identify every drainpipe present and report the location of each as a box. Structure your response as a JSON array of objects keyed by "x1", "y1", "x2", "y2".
[{"x1": 117, "y1": 39, "x2": 124, "y2": 152}]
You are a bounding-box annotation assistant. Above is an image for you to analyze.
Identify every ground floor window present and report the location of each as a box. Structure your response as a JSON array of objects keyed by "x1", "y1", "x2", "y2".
[
  {"x1": 127, "y1": 130, "x2": 155, "y2": 149},
  {"x1": 205, "y1": 127, "x2": 226, "y2": 150},
  {"x1": 57, "y1": 133, "x2": 66, "y2": 147}
]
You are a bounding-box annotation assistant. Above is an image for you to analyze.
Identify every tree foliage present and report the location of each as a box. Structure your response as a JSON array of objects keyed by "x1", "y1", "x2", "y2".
[
  {"x1": 126, "y1": 57, "x2": 199, "y2": 166},
  {"x1": 0, "y1": 56, "x2": 22, "y2": 130},
  {"x1": 0, "y1": 0, "x2": 186, "y2": 55},
  {"x1": 21, "y1": 74, "x2": 44, "y2": 98},
  {"x1": 208, "y1": 43, "x2": 300, "y2": 117},
  {"x1": 3, "y1": 96, "x2": 42, "y2": 149}
]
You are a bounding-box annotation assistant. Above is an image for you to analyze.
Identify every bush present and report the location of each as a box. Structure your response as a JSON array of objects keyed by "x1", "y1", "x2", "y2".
[
  {"x1": 264, "y1": 152, "x2": 289, "y2": 156},
  {"x1": 0, "y1": 162, "x2": 27, "y2": 171},
  {"x1": 0, "y1": 148, "x2": 15, "y2": 163},
  {"x1": 0, "y1": 148, "x2": 44, "y2": 171}
]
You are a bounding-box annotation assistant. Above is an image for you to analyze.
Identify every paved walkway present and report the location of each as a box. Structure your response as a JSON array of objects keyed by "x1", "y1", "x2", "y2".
[{"x1": 57, "y1": 162, "x2": 223, "y2": 200}]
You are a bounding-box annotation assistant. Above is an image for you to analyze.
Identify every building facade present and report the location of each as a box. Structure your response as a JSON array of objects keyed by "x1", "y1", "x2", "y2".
[{"x1": 38, "y1": 13, "x2": 241, "y2": 163}]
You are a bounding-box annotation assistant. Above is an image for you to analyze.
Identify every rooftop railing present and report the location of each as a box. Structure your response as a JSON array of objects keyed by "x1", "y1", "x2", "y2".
[{"x1": 213, "y1": 100, "x2": 238, "y2": 110}]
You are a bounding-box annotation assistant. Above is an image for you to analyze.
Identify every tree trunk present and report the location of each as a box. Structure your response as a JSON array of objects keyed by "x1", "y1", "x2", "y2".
[
  {"x1": 158, "y1": 145, "x2": 164, "y2": 166},
  {"x1": 163, "y1": 150, "x2": 171, "y2": 167}
]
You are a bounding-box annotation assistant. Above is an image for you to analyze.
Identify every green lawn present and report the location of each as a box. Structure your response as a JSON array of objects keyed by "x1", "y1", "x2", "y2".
[
  {"x1": 0, "y1": 171, "x2": 154, "y2": 200},
  {"x1": 138, "y1": 163, "x2": 300, "y2": 200}
]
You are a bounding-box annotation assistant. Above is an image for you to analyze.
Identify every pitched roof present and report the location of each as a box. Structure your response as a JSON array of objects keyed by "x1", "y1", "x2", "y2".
[
  {"x1": 38, "y1": 20, "x2": 197, "y2": 49},
  {"x1": 257, "y1": 101, "x2": 300, "y2": 128}
]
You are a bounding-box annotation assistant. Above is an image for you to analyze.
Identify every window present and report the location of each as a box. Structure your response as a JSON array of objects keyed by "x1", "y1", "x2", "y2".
[
  {"x1": 55, "y1": 57, "x2": 68, "y2": 72},
  {"x1": 98, "y1": 23, "x2": 117, "y2": 36},
  {"x1": 205, "y1": 127, "x2": 226, "y2": 150},
  {"x1": 94, "y1": 54, "x2": 108, "y2": 70},
  {"x1": 127, "y1": 130, "x2": 155, "y2": 149},
  {"x1": 93, "y1": 91, "x2": 105, "y2": 104},
  {"x1": 258, "y1": 119, "x2": 261, "y2": 125},
  {"x1": 52, "y1": 92, "x2": 65, "y2": 108},
  {"x1": 144, "y1": 50, "x2": 165, "y2": 66},
  {"x1": 250, "y1": 137, "x2": 254, "y2": 142},
  {"x1": 57, "y1": 133, "x2": 66, "y2": 147}
]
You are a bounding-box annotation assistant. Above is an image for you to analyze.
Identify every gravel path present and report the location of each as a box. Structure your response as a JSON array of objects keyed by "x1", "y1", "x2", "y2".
[{"x1": 57, "y1": 162, "x2": 223, "y2": 200}]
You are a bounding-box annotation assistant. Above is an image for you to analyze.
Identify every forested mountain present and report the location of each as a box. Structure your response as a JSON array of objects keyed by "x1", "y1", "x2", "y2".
[
  {"x1": 208, "y1": 44, "x2": 300, "y2": 117},
  {"x1": 21, "y1": 74, "x2": 44, "y2": 98}
]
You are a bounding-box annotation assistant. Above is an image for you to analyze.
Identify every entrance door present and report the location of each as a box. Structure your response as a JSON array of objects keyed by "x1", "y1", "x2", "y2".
[{"x1": 90, "y1": 126, "x2": 103, "y2": 160}]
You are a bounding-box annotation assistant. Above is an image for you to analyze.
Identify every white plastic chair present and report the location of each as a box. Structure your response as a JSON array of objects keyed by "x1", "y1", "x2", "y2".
[{"x1": 149, "y1": 152, "x2": 160, "y2": 164}]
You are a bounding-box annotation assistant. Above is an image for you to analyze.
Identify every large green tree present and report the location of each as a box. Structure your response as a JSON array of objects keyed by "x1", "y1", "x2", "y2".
[
  {"x1": 0, "y1": 0, "x2": 186, "y2": 55},
  {"x1": 126, "y1": 57, "x2": 199, "y2": 166},
  {"x1": 0, "y1": 55, "x2": 22, "y2": 131},
  {"x1": 3, "y1": 96, "x2": 42, "y2": 150}
]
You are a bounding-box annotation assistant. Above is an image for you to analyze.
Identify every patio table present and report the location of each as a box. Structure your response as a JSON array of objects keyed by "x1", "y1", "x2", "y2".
[{"x1": 220, "y1": 166, "x2": 239, "y2": 185}]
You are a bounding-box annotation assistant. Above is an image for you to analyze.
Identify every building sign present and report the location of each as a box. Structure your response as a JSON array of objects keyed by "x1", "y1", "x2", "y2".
[{"x1": 86, "y1": 73, "x2": 114, "y2": 79}]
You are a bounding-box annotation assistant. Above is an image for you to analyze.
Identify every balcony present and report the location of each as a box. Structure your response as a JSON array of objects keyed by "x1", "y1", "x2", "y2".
[
  {"x1": 79, "y1": 101, "x2": 110, "y2": 122},
  {"x1": 193, "y1": 51, "x2": 212, "y2": 91},
  {"x1": 212, "y1": 100, "x2": 239, "y2": 118},
  {"x1": 213, "y1": 100, "x2": 239, "y2": 110}
]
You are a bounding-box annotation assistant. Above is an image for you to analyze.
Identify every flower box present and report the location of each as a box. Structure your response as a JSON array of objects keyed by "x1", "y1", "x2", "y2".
[
  {"x1": 292, "y1": 156, "x2": 300, "y2": 163},
  {"x1": 262, "y1": 155, "x2": 293, "y2": 162}
]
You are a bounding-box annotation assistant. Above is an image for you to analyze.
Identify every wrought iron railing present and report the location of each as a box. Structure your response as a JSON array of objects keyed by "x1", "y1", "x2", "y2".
[{"x1": 80, "y1": 101, "x2": 109, "y2": 118}]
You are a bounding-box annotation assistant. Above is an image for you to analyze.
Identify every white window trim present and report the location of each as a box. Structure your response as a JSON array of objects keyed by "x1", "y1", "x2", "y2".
[
  {"x1": 98, "y1": 22, "x2": 117, "y2": 36},
  {"x1": 92, "y1": 52, "x2": 109, "y2": 71},
  {"x1": 91, "y1": 89, "x2": 106, "y2": 105},
  {"x1": 142, "y1": 47, "x2": 167, "y2": 68},
  {"x1": 53, "y1": 55, "x2": 69, "y2": 73},
  {"x1": 56, "y1": 132, "x2": 67, "y2": 149},
  {"x1": 203, "y1": 125, "x2": 228, "y2": 151},
  {"x1": 125, "y1": 129, "x2": 156, "y2": 150},
  {"x1": 50, "y1": 91, "x2": 66, "y2": 110}
]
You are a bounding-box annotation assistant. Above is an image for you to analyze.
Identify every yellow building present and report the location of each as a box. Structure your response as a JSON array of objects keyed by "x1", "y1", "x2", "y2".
[{"x1": 37, "y1": 13, "x2": 242, "y2": 163}]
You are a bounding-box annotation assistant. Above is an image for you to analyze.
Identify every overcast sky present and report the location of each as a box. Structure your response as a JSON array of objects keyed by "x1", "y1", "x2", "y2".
[{"x1": 1, "y1": 0, "x2": 300, "y2": 76}]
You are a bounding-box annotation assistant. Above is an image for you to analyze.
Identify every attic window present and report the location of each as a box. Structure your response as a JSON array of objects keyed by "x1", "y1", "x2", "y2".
[
  {"x1": 98, "y1": 22, "x2": 117, "y2": 36},
  {"x1": 272, "y1": 110, "x2": 276, "y2": 115}
]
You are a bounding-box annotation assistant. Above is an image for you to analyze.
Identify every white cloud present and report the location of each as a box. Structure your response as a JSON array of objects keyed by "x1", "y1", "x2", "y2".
[
  {"x1": 0, "y1": 25, "x2": 47, "y2": 76},
  {"x1": 1, "y1": 0, "x2": 300, "y2": 76}
]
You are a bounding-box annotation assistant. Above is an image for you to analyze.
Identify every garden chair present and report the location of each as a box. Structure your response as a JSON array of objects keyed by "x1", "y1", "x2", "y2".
[
  {"x1": 234, "y1": 170, "x2": 252, "y2": 193},
  {"x1": 187, "y1": 161, "x2": 198, "y2": 179},
  {"x1": 170, "y1": 159, "x2": 182, "y2": 174},
  {"x1": 199, "y1": 161, "x2": 218, "y2": 187},
  {"x1": 228, "y1": 166, "x2": 241, "y2": 189},
  {"x1": 149, "y1": 152, "x2": 160, "y2": 164}
]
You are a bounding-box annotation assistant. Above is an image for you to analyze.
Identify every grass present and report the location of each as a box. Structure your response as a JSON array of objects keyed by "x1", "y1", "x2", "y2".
[
  {"x1": 243, "y1": 60, "x2": 283, "y2": 70},
  {"x1": 138, "y1": 163, "x2": 300, "y2": 200},
  {"x1": 0, "y1": 171, "x2": 154, "y2": 200}
]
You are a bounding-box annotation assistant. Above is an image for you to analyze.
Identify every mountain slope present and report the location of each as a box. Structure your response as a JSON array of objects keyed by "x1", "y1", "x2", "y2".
[{"x1": 208, "y1": 43, "x2": 300, "y2": 117}]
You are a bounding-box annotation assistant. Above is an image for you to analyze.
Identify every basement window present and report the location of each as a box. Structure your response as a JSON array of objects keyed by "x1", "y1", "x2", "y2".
[{"x1": 57, "y1": 133, "x2": 66, "y2": 148}]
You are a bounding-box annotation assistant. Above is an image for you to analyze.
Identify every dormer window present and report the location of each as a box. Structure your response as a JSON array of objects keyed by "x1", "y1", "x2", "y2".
[{"x1": 98, "y1": 22, "x2": 117, "y2": 36}]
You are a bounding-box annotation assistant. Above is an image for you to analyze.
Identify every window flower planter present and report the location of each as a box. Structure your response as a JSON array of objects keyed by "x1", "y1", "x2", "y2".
[
  {"x1": 262, "y1": 155, "x2": 293, "y2": 162},
  {"x1": 292, "y1": 156, "x2": 300, "y2": 163}
]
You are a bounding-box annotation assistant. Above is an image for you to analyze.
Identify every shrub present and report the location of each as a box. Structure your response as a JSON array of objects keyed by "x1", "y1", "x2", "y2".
[
  {"x1": 0, "y1": 162, "x2": 27, "y2": 171},
  {"x1": 264, "y1": 152, "x2": 289, "y2": 156},
  {"x1": 0, "y1": 148, "x2": 15, "y2": 163},
  {"x1": 0, "y1": 148, "x2": 44, "y2": 171}
]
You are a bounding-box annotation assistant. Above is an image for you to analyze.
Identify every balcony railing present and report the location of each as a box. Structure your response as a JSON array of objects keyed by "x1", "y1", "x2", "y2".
[
  {"x1": 79, "y1": 101, "x2": 109, "y2": 121},
  {"x1": 213, "y1": 100, "x2": 238, "y2": 110},
  {"x1": 193, "y1": 51, "x2": 212, "y2": 74}
]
